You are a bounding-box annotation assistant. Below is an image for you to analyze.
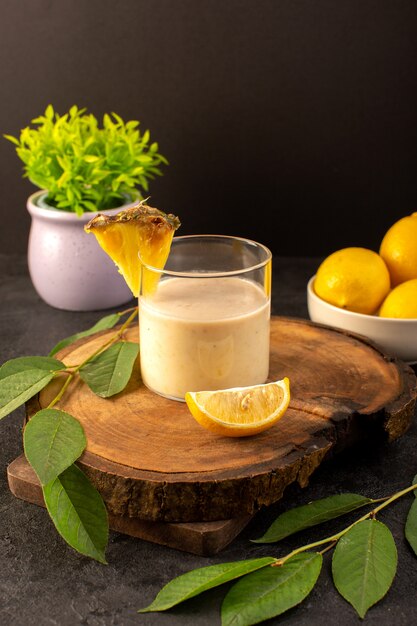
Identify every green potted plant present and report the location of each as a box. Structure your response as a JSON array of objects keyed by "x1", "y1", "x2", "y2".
[{"x1": 4, "y1": 104, "x2": 168, "y2": 310}]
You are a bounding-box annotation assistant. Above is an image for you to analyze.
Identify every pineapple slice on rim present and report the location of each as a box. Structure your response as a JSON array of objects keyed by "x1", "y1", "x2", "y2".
[{"x1": 84, "y1": 201, "x2": 180, "y2": 297}]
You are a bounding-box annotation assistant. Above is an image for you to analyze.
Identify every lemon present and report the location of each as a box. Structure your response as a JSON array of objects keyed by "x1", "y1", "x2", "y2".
[
  {"x1": 379, "y1": 214, "x2": 417, "y2": 286},
  {"x1": 379, "y1": 279, "x2": 417, "y2": 318},
  {"x1": 314, "y1": 247, "x2": 390, "y2": 314},
  {"x1": 85, "y1": 201, "x2": 180, "y2": 296},
  {"x1": 185, "y1": 378, "x2": 290, "y2": 437}
]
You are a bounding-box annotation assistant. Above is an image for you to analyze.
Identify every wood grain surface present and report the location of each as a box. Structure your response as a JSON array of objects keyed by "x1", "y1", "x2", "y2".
[{"x1": 25, "y1": 316, "x2": 417, "y2": 523}]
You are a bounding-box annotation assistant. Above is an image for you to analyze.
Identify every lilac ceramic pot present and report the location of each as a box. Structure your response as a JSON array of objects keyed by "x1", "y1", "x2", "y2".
[{"x1": 27, "y1": 190, "x2": 136, "y2": 311}]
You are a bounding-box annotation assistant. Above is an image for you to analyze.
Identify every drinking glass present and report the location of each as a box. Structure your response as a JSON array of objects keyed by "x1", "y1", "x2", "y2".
[{"x1": 138, "y1": 234, "x2": 272, "y2": 401}]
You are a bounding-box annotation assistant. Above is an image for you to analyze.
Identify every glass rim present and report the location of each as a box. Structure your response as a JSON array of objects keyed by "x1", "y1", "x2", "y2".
[{"x1": 138, "y1": 234, "x2": 272, "y2": 278}]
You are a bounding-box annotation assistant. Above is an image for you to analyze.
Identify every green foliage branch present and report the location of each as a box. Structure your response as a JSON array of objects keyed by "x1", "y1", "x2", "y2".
[
  {"x1": 139, "y1": 481, "x2": 417, "y2": 623},
  {"x1": 4, "y1": 104, "x2": 168, "y2": 215},
  {"x1": 0, "y1": 307, "x2": 138, "y2": 563}
]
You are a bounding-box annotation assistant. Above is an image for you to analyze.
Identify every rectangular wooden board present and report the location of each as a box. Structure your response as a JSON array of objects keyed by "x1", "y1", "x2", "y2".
[{"x1": 7, "y1": 455, "x2": 252, "y2": 556}]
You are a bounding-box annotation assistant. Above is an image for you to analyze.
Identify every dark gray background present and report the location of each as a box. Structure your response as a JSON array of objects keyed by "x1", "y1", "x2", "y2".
[{"x1": 1, "y1": 0, "x2": 417, "y2": 256}]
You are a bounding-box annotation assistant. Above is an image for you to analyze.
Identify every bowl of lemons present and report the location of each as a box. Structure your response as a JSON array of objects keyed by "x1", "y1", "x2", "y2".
[{"x1": 307, "y1": 212, "x2": 417, "y2": 363}]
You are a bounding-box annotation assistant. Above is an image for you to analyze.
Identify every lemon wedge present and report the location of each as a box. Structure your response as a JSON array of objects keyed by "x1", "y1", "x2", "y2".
[{"x1": 185, "y1": 378, "x2": 290, "y2": 437}]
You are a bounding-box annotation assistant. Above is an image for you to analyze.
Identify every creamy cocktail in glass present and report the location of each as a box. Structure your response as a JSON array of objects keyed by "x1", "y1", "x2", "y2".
[{"x1": 138, "y1": 235, "x2": 272, "y2": 401}]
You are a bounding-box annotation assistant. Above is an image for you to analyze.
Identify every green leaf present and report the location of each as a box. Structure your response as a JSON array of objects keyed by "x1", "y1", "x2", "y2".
[
  {"x1": 139, "y1": 557, "x2": 276, "y2": 613},
  {"x1": 49, "y1": 313, "x2": 121, "y2": 356},
  {"x1": 79, "y1": 341, "x2": 139, "y2": 398},
  {"x1": 111, "y1": 111, "x2": 124, "y2": 125},
  {"x1": 83, "y1": 154, "x2": 101, "y2": 163},
  {"x1": 3, "y1": 134, "x2": 20, "y2": 145},
  {"x1": 221, "y1": 552, "x2": 322, "y2": 626},
  {"x1": 405, "y1": 498, "x2": 417, "y2": 556},
  {"x1": 45, "y1": 104, "x2": 54, "y2": 120},
  {"x1": 0, "y1": 356, "x2": 64, "y2": 419},
  {"x1": 0, "y1": 356, "x2": 64, "y2": 379},
  {"x1": 253, "y1": 493, "x2": 373, "y2": 543},
  {"x1": 83, "y1": 200, "x2": 99, "y2": 212},
  {"x1": 332, "y1": 519, "x2": 397, "y2": 618},
  {"x1": 412, "y1": 474, "x2": 417, "y2": 497},
  {"x1": 43, "y1": 464, "x2": 108, "y2": 564},
  {"x1": 407, "y1": 474, "x2": 417, "y2": 553},
  {"x1": 24, "y1": 409, "x2": 86, "y2": 485}
]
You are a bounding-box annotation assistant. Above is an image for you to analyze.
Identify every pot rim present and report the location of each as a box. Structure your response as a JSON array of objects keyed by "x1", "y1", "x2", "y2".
[{"x1": 26, "y1": 189, "x2": 141, "y2": 222}]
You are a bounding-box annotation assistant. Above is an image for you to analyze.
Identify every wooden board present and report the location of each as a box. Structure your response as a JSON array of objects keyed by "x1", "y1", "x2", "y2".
[
  {"x1": 7, "y1": 455, "x2": 251, "y2": 556},
  {"x1": 22, "y1": 317, "x2": 417, "y2": 526}
]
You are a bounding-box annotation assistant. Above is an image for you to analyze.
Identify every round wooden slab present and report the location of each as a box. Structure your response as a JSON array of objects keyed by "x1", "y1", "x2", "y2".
[{"x1": 27, "y1": 317, "x2": 416, "y2": 523}]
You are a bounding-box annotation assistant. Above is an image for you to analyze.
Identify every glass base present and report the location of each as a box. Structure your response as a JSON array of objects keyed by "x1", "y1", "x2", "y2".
[{"x1": 142, "y1": 381, "x2": 186, "y2": 403}]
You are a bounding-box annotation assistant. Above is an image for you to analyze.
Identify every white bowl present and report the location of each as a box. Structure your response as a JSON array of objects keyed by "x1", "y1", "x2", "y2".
[{"x1": 307, "y1": 276, "x2": 417, "y2": 363}]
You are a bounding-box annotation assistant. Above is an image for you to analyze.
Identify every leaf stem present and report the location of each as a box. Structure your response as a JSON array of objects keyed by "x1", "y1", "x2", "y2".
[
  {"x1": 71, "y1": 307, "x2": 138, "y2": 373},
  {"x1": 47, "y1": 372, "x2": 74, "y2": 409},
  {"x1": 117, "y1": 306, "x2": 137, "y2": 317},
  {"x1": 319, "y1": 540, "x2": 337, "y2": 556},
  {"x1": 272, "y1": 484, "x2": 417, "y2": 566},
  {"x1": 47, "y1": 308, "x2": 138, "y2": 409},
  {"x1": 370, "y1": 483, "x2": 417, "y2": 515}
]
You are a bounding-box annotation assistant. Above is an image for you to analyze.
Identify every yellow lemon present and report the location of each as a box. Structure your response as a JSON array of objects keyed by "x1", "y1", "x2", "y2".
[
  {"x1": 379, "y1": 214, "x2": 417, "y2": 286},
  {"x1": 314, "y1": 247, "x2": 390, "y2": 314},
  {"x1": 85, "y1": 201, "x2": 180, "y2": 296},
  {"x1": 379, "y1": 279, "x2": 417, "y2": 318},
  {"x1": 185, "y1": 378, "x2": 290, "y2": 437}
]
